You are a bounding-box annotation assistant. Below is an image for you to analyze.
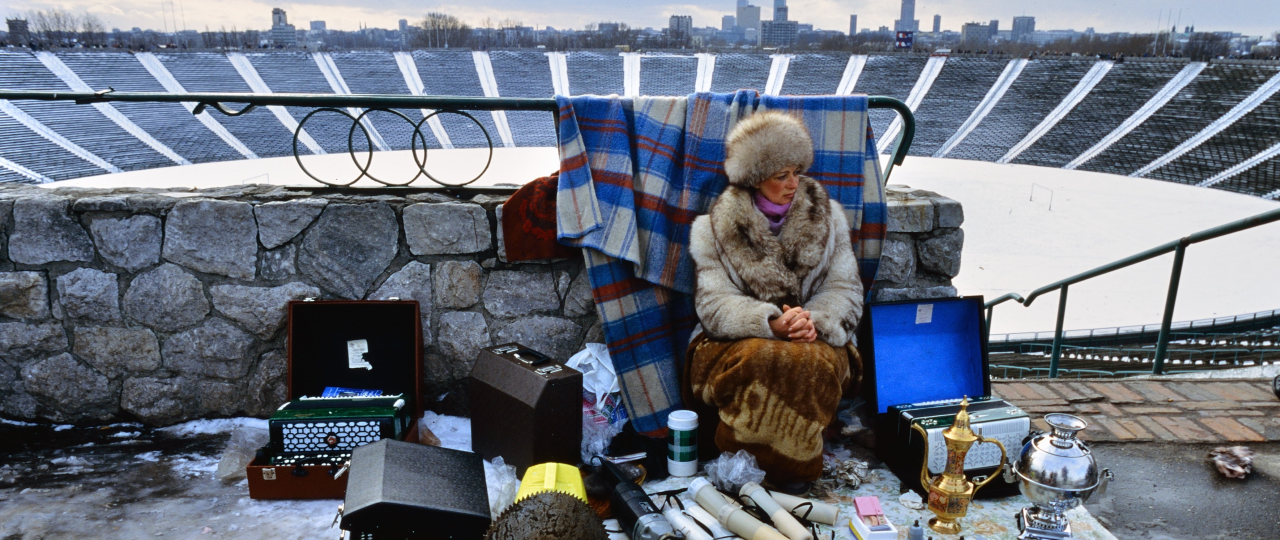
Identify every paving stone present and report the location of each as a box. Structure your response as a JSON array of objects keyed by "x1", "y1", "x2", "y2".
[
  {"x1": 433, "y1": 260, "x2": 484, "y2": 309},
  {"x1": 121, "y1": 376, "x2": 193, "y2": 426},
  {"x1": 123, "y1": 264, "x2": 210, "y2": 332},
  {"x1": 1167, "y1": 382, "x2": 1220, "y2": 401},
  {"x1": 1095, "y1": 402, "x2": 1125, "y2": 416},
  {"x1": 22, "y1": 353, "x2": 116, "y2": 421},
  {"x1": 1229, "y1": 410, "x2": 1265, "y2": 416},
  {"x1": 1219, "y1": 382, "x2": 1275, "y2": 402},
  {"x1": 259, "y1": 245, "x2": 297, "y2": 281},
  {"x1": 56, "y1": 268, "x2": 121, "y2": 323},
  {"x1": 211, "y1": 282, "x2": 321, "y2": 339},
  {"x1": 1072, "y1": 403, "x2": 1100, "y2": 414},
  {"x1": 1125, "y1": 380, "x2": 1185, "y2": 402},
  {"x1": 1178, "y1": 400, "x2": 1237, "y2": 411},
  {"x1": 72, "y1": 326, "x2": 162, "y2": 379},
  {"x1": 1042, "y1": 382, "x2": 1094, "y2": 403},
  {"x1": 482, "y1": 271, "x2": 560, "y2": 318},
  {"x1": 297, "y1": 203, "x2": 399, "y2": 299},
  {"x1": 994, "y1": 382, "x2": 1035, "y2": 400},
  {"x1": 163, "y1": 200, "x2": 258, "y2": 280},
  {"x1": 1152, "y1": 417, "x2": 1217, "y2": 442},
  {"x1": 8, "y1": 197, "x2": 95, "y2": 265},
  {"x1": 0, "y1": 322, "x2": 68, "y2": 364},
  {"x1": 1198, "y1": 382, "x2": 1250, "y2": 402},
  {"x1": 1094, "y1": 417, "x2": 1137, "y2": 440},
  {"x1": 1134, "y1": 416, "x2": 1177, "y2": 441},
  {"x1": 254, "y1": 199, "x2": 327, "y2": 249},
  {"x1": 1114, "y1": 418, "x2": 1153, "y2": 441},
  {"x1": 999, "y1": 398, "x2": 1068, "y2": 408},
  {"x1": 1197, "y1": 417, "x2": 1265, "y2": 442},
  {"x1": 1021, "y1": 382, "x2": 1065, "y2": 400},
  {"x1": 1062, "y1": 382, "x2": 1104, "y2": 402},
  {"x1": 1120, "y1": 406, "x2": 1182, "y2": 415},
  {"x1": 403, "y1": 202, "x2": 491, "y2": 255},
  {"x1": 1242, "y1": 401, "x2": 1280, "y2": 408},
  {"x1": 162, "y1": 318, "x2": 257, "y2": 380},
  {"x1": 1236, "y1": 417, "x2": 1280, "y2": 441},
  {"x1": 916, "y1": 228, "x2": 963, "y2": 277},
  {"x1": 1024, "y1": 404, "x2": 1075, "y2": 414},
  {"x1": 369, "y1": 261, "x2": 434, "y2": 345},
  {"x1": 1086, "y1": 382, "x2": 1145, "y2": 404},
  {"x1": 89, "y1": 214, "x2": 162, "y2": 272},
  {"x1": 0, "y1": 271, "x2": 49, "y2": 320}
]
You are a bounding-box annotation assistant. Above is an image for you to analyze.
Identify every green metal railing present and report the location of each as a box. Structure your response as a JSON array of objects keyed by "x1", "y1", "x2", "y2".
[
  {"x1": 985, "y1": 206, "x2": 1280, "y2": 377},
  {"x1": 0, "y1": 90, "x2": 916, "y2": 186}
]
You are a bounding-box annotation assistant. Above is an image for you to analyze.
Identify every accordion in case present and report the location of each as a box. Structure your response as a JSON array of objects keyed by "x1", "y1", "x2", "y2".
[{"x1": 268, "y1": 395, "x2": 411, "y2": 465}]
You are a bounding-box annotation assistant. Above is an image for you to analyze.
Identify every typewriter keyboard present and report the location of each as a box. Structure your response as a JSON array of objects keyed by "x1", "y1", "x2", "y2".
[{"x1": 280, "y1": 421, "x2": 383, "y2": 453}]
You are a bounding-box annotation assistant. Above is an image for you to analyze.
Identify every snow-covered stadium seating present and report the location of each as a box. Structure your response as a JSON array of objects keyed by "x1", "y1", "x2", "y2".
[{"x1": 0, "y1": 49, "x2": 1278, "y2": 198}]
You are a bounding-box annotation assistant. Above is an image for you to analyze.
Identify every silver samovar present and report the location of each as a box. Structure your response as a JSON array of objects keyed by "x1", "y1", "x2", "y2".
[{"x1": 1013, "y1": 414, "x2": 1113, "y2": 540}]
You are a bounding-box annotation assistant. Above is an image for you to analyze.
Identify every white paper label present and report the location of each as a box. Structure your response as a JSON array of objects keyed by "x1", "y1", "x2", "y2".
[
  {"x1": 915, "y1": 304, "x2": 934, "y2": 324},
  {"x1": 347, "y1": 339, "x2": 372, "y2": 370}
]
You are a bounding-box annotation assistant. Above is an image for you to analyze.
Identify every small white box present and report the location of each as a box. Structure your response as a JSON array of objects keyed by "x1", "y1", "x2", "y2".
[{"x1": 847, "y1": 514, "x2": 898, "y2": 540}]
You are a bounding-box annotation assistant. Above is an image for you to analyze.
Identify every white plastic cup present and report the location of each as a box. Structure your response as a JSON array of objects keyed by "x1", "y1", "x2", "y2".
[{"x1": 667, "y1": 410, "x2": 699, "y2": 477}]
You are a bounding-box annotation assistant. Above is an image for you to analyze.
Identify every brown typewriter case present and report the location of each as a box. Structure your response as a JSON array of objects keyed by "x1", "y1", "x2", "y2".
[{"x1": 247, "y1": 299, "x2": 424, "y2": 499}]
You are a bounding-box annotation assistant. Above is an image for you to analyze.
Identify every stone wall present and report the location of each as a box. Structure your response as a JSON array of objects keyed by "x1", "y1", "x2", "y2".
[{"x1": 0, "y1": 183, "x2": 960, "y2": 426}]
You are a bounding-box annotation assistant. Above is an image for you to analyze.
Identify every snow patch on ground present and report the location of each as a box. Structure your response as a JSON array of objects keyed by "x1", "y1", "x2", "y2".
[
  {"x1": 135, "y1": 451, "x2": 162, "y2": 462},
  {"x1": 52, "y1": 424, "x2": 74, "y2": 431},
  {"x1": 169, "y1": 454, "x2": 219, "y2": 477},
  {"x1": 110, "y1": 431, "x2": 141, "y2": 438},
  {"x1": 420, "y1": 411, "x2": 472, "y2": 452},
  {"x1": 159, "y1": 418, "x2": 268, "y2": 437},
  {"x1": 0, "y1": 418, "x2": 37, "y2": 427}
]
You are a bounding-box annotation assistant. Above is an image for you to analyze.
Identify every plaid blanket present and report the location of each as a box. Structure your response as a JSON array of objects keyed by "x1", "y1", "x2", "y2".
[{"x1": 556, "y1": 91, "x2": 886, "y2": 435}]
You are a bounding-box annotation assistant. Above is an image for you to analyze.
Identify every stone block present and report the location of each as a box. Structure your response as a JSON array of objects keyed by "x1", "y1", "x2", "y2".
[
  {"x1": 259, "y1": 244, "x2": 297, "y2": 281},
  {"x1": 8, "y1": 197, "x2": 95, "y2": 265},
  {"x1": 254, "y1": 198, "x2": 327, "y2": 249},
  {"x1": 482, "y1": 270, "x2": 560, "y2": 318},
  {"x1": 163, "y1": 200, "x2": 258, "y2": 280},
  {"x1": 435, "y1": 311, "x2": 490, "y2": 381},
  {"x1": 297, "y1": 203, "x2": 399, "y2": 299},
  {"x1": 197, "y1": 380, "x2": 244, "y2": 416},
  {"x1": 563, "y1": 271, "x2": 595, "y2": 318},
  {"x1": 211, "y1": 281, "x2": 321, "y2": 339},
  {"x1": 496, "y1": 204, "x2": 507, "y2": 263},
  {"x1": 123, "y1": 263, "x2": 210, "y2": 332},
  {"x1": 370, "y1": 261, "x2": 434, "y2": 345},
  {"x1": 124, "y1": 194, "x2": 179, "y2": 215},
  {"x1": 874, "y1": 285, "x2": 958, "y2": 302},
  {"x1": 162, "y1": 318, "x2": 256, "y2": 380},
  {"x1": 0, "y1": 322, "x2": 68, "y2": 364},
  {"x1": 917, "y1": 228, "x2": 964, "y2": 278},
  {"x1": 89, "y1": 214, "x2": 162, "y2": 272},
  {"x1": 72, "y1": 196, "x2": 129, "y2": 212},
  {"x1": 56, "y1": 268, "x2": 121, "y2": 323},
  {"x1": 121, "y1": 377, "x2": 193, "y2": 426},
  {"x1": 583, "y1": 320, "x2": 604, "y2": 345},
  {"x1": 886, "y1": 195, "x2": 935, "y2": 233},
  {"x1": 933, "y1": 196, "x2": 965, "y2": 228},
  {"x1": 72, "y1": 326, "x2": 162, "y2": 379},
  {"x1": 876, "y1": 233, "x2": 916, "y2": 285},
  {"x1": 403, "y1": 202, "x2": 491, "y2": 255},
  {"x1": 0, "y1": 271, "x2": 49, "y2": 320},
  {"x1": 495, "y1": 316, "x2": 582, "y2": 361},
  {"x1": 243, "y1": 350, "x2": 288, "y2": 417},
  {"x1": 434, "y1": 260, "x2": 484, "y2": 309},
  {"x1": 22, "y1": 353, "x2": 116, "y2": 421}
]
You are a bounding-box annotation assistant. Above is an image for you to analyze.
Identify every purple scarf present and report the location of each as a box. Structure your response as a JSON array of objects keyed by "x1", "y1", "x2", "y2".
[{"x1": 753, "y1": 191, "x2": 791, "y2": 235}]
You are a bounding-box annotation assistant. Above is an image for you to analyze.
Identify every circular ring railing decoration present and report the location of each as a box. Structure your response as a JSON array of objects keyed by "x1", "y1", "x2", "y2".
[{"x1": 291, "y1": 106, "x2": 494, "y2": 188}]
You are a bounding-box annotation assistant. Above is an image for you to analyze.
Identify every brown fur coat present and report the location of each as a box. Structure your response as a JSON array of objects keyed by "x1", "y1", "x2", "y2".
[{"x1": 690, "y1": 176, "x2": 864, "y2": 347}]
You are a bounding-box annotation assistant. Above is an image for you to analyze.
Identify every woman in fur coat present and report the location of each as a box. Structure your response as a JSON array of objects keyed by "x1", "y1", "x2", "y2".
[{"x1": 684, "y1": 111, "x2": 863, "y2": 489}]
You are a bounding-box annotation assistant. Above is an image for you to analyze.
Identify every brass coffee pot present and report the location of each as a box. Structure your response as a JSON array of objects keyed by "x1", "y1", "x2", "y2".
[{"x1": 910, "y1": 397, "x2": 1009, "y2": 535}]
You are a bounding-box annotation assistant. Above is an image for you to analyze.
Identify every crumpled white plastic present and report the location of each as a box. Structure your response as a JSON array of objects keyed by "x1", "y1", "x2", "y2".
[
  {"x1": 703, "y1": 449, "x2": 767, "y2": 493},
  {"x1": 566, "y1": 343, "x2": 620, "y2": 406},
  {"x1": 484, "y1": 456, "x2": 520, "y2": 518}
]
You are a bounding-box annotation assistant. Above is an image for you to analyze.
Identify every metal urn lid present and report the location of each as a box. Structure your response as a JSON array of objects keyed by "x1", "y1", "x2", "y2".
[{"x1": 1016, "y1": 413, "x2": 1098, "y2": 493}]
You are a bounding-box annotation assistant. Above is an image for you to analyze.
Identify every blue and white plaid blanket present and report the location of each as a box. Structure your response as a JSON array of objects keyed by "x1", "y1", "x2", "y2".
[{"x1": 556, "y1": 91, "x2": 886, "y2": 435}]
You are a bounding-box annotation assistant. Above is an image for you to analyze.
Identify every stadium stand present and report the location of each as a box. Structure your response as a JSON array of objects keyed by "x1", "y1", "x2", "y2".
[
  {"x1": 849, "y1": 54, "x2": 928, "y2": 139},
  {"x1": 948, "y1": 58, "x2": 1095, "y2": 162},
  {"x1": 411, "y1": 50, "x2": 503, "y2": 148},
  {"x1": 778, "y1": 53, "x2": 847, "y2": 95},
  {"x1": 0, "y1": 51, "x2": 168, "y2": 172},
  {"x1": 0, "y1": 103, "x2": 104, "y2": 182},
  {"x1": 639, "y1": 54, "x2": 697, "y2": 97},
  {"x1": 327, "y1": 50, "x2": 443, "y2": 150},
  {"x1": 488, "y1": 50, "x2": 557, "y2": 147},
  {"x1": 1014, "y1": 61, "x2": 1184, "y2": 168},
  {"x1": 1080, "y1": 63, "x2": 1280, "y2": 176},
  {"x1": 154, "y1": 52, "x2": 298, "y2": 158},
  {"x1": 707, "y1": 53, "x2": 771, "y2": 95},
  {"x1": 565, "y1": 51, "x2": 624, "y2": 96},
  {"x1": 1147, "y1": 87, "x2": 1280, "y2": 190},
  {"x1": 907, "y1": 56, "x2": 1007, "y2": 157}
]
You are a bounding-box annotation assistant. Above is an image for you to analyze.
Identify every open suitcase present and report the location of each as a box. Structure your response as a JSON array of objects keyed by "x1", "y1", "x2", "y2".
[{"x1": 247, "y1": 299, "x2": 424, "y2": 499}]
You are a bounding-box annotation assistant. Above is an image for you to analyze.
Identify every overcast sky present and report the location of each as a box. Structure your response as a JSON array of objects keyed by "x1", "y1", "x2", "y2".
[{"x1": 6, "y1": 0, "x2": 1278, "y2": 37}]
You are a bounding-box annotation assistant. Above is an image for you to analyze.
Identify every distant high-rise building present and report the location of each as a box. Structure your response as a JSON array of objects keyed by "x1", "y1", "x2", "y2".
[
  {"x1": 270, "y1": 8, "x2": 297, "y2": 46},
  {"x1": 310, "y1": 21, "x2": 326, "y2": 31},
  {"x1": 933, "y1": 14, "x2": 941, "y2": 34},
  {"x1": 989, "y1": 19, "x2": 999, "y2": 39},
  {"x1": 6, "y1": 18, "x2": 29, "y2": 45},
  {"x1": 961, "y1": 21, "x2": 990, "y2": 46},
  {"x1": 598, "y1": 22, "x2": 621, "y2": 34},
  {"x1": 398, "y1": 19, "x2": 408, "y2": 32},
  {"x1": 272, "y1": 8, "x2": 288, "y2": 26},
  {"x1": 669, "y1": 15, "x2": 693, "y2": 38},
  {"x1": 737, "y1": 0, "x2": 748, "y2": 7},
  {"x1": 1012, "y1": 16, "x2": 1035, "y2": 42},
  {"x1": 849, "y1": 15, "x2": 857, "y2": 37},
  {"x1": 737, "y1": 4, "x2": 761, "y2": 40},
  {"x1": 722, "y1": 15, "x2": 737, "y2": 32},
  {"x1": 895, "y1": 0, "x2": 919, "y2": 32},
  {"x1": 760, "y1": 19, "x2": 798, "y2": 47},
  {"x1": 773, "y1": 0, "x2": 788, "y2": 22}
]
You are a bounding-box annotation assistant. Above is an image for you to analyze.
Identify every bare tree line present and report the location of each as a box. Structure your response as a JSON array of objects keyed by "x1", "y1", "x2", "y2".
[{"x1": 14, "y1": 9, "x2": 109, "y2": 47}]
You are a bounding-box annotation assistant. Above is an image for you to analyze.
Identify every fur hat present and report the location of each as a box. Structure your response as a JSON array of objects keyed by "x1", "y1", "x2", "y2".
[{"x1": 723, "y1": 111, "x2": 814, "y2": 188}]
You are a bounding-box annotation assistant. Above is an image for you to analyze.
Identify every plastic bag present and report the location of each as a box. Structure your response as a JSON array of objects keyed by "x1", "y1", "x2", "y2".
[
  {"x1": 484, "y1": 456, "x2": 520, "y2": 518},
  {"x1": 215, "y1": 426, "x2": 269, "y2": 482},
  {"x1": 566, "y1": 343, "x2": 620, "y2": 406},
  {"x1": 582, "y1": 415, "x2": 624, "y2": 463},
  {"x1": 703, "y1": 450, "x2": 766, "y2": 492}
]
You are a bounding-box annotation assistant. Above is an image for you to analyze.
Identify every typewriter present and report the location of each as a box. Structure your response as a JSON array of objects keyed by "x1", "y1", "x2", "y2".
[{"x1": 268, "y1": 394, "x2": 410, "y2": 465}]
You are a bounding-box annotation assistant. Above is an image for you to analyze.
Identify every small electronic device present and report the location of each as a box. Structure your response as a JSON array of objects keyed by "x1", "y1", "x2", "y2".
[{"x1": 595, "y1": 456, "x2": 684, "y2": 540}]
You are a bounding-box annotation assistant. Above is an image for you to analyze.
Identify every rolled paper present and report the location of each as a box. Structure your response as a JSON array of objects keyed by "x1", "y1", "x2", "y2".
[
  {"x1": 662, "y1": 507, "x2": 714, "y2": 540},
  {"x1": 683, "y1": 501, "x2": 737, "y2": 539},
  {"x1": 741, "y1": 482, "x2": 813, "y2": 540},
  {"x1": 767, "y1": 491, "x2": 840, "y2": 526},
  {"x1": 689, "y1": 478, "x2": 788, "y2": 540}
]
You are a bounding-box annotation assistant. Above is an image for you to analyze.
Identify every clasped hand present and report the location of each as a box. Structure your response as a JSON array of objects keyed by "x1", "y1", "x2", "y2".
[{"x1": 769, "y1": 304, "x2": 817, "y2": 343}]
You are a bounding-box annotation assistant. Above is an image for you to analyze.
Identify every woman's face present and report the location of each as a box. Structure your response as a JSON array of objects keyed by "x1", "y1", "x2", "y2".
[{"x1": 759, "y1": 165, "x2": 800, "y2": 205}]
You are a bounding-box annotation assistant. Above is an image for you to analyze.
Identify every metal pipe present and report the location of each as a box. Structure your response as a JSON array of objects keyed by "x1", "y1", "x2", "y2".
[
  {"x1": 1152, "y1": 242, "x2": 1188, "y2": 375},
  {"x1": 1049, "y1": 286, "x2": 1069, "y2": 378}
]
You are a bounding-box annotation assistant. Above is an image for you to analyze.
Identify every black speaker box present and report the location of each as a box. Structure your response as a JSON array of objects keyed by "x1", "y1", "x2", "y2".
[
  {"x1": 340, "y1": 439, "x2": 491, "y2": 540},
  {"x1": 468, "y1": 343, "x2": 583, "y2": 475}
]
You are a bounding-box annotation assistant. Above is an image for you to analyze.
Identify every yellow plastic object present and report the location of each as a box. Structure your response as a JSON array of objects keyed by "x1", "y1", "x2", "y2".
[{"x1": 515, "y1": 462, "x2": 588, "y2": 504}]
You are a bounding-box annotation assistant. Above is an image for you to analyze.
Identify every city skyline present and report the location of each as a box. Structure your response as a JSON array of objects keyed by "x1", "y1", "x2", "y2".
[{"x1": 4, "y1": 0, "x2": 1277, "y2": 37}]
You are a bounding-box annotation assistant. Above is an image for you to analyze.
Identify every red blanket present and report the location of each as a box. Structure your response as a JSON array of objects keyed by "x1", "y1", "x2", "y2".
[{"x1": 502, "y1": 172, "x2": 578, "y2": 262}]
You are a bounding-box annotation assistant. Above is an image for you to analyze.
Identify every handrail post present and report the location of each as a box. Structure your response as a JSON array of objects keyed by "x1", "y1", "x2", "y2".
[
  {"x1": 1152, "y1": 242, "x2": 1188, "y2": 375},
  {"x1": 985, "y1": 305, "x2": 994, "y2": 344},
  {"x1": 1049, "y1": 285, "x2": 1069, "y2": 378}
]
